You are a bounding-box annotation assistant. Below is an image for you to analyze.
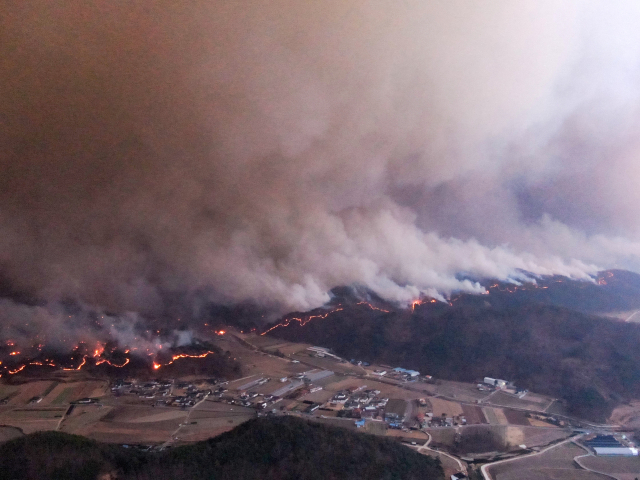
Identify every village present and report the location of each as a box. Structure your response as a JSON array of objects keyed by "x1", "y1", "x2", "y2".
[{"x1": 1, "y1": 329, "x2": 639, "y2": 479}]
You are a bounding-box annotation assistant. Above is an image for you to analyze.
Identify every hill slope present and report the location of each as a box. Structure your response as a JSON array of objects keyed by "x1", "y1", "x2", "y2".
[
  {"x1": 0, "y1": 416, "x2": 443, "y2": 480},
  {"x1": 268, "y1": 300, "x2": 640, "y2": 422}
]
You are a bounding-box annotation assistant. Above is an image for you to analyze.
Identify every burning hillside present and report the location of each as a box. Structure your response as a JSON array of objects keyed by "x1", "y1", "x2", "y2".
[
  {"x1": 0, "y1": 333, "x2": 237, "y2": 380},
  {"x1": 261, "y1": 270, "x2": 637, "y2": 335}
]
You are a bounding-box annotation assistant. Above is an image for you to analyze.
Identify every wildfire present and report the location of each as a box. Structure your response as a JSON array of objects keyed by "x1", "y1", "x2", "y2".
[
  {"x1": 356, "y1": 301, "x2": 390, "y2": 313},
  {"x1": 95, "y1": 357, "x2": 130, "y2": 368},
  {"x1": 597, "y1": 271, "x2": 614, "y2": 285},
  {"x1": 62, "y1": 356, "x2": 87, "y2": 371},
  {"x1": 151, "y1": 351, "x2": 215, "y2": 370},
  {"x1": 261, "y1": 308, "x2": 344, "y2": 335},
  {"x1": 1, "y1": 337, "x2": 218, "y2": 378},
  {"x1": 8, "y1": 365, "x2": 25, "y2": 375},
  {"x1": 261, "y1": 301, "x2": 390, "y2": 336}
]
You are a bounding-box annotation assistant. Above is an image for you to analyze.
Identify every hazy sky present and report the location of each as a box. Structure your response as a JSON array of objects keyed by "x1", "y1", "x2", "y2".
[{"x1": 3, "y1": 1, "x2": 640, "y2": 320}]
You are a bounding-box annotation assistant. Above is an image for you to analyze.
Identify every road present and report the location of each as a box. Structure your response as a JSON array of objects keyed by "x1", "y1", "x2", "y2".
[
  {"x1": 161, "y1": 394, "x2": 209, "y2": 448},
  {"x1": 412, "y1": 432, "x2": 466, "y2": 475}
]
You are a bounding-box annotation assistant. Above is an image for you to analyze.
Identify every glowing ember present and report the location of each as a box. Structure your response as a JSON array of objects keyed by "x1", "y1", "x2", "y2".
[{"x1": 9, "y1": 351, "x2": 20, "y2": 356}]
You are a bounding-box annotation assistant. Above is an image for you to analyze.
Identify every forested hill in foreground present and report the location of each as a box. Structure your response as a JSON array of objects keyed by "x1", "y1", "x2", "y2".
[
  {"x1": 268, "y1": 298, "x2": 640, "y2": 422},
  {"x1": 0, "y1": 416, "x2": 443, "y2": 480}
]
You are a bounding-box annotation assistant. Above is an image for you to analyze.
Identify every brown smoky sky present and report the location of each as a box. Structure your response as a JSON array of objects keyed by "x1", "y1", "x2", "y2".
[{"x1": 2, "y1": 0, "x2": 640, "y2": 322}]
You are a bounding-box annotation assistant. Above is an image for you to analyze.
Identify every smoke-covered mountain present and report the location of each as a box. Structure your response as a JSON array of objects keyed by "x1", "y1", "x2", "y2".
[
  {"x1": 266, "y1": 270, "x2": 640, "y2": 422},
  {"x1": 452, "y1": 269, "x2": 640, "y2": 314}
]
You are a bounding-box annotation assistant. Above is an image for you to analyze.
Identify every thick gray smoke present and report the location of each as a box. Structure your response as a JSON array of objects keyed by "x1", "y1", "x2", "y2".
[{"x1": 2, "y1": 0, "x2": 640, "y2": 325}]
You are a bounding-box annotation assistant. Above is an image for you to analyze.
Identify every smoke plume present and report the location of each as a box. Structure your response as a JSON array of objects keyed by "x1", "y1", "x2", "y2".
[{"x1": 2, "y1": 0, "x2": 640, "y2": 331}]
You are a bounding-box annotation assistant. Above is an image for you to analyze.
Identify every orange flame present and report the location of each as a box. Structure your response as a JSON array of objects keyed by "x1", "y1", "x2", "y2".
[
  {"x1": 62, "y1": 356, "x2": 87, "y2": 371},
  {"x1": 8, "y1": 365, "x2": 25, "y2": 374},
  {"x1": 152, "y1": 351, "x2": 215, "y2": 370},
  {"x1": 261, "y1": 302, "x2": 390, "y2": 336}
]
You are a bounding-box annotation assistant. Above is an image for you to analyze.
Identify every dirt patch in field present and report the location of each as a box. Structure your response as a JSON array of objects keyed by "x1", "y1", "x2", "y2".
[
  {"x1": 503, "y1": 408, "x2": 531, "y2": 426},
  {"x1": 429, "y1": 398, "x2": 463, "y2": 417},
  {"x1": 493, "y1": 408, "x2": 509, "y2": 425},
  {"x1": 461, "y1": 404, "x2": 487, "y2": 424},
  {"x1": 483, "y1": 407, "x2": 499, "y2": 425},
  {"x1": 528, "y1": 418, "x2": 557, "y2": 428},
  {"x1": 504, "y1": 426, "x2": 525, "y2": 446}
]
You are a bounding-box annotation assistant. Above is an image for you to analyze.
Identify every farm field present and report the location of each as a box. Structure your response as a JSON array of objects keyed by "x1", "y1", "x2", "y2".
[
  {"x1": 491, "y1": 391, "x2": 553, "y2": 411},
  {"x1": 520, "y1": 427, "x2": 569, "y2": 448},
  {"x1": 487, "y1": 442, "x2": 610, "y2": 480},
  {"x1": 428, "y1": 380, "x2": 490, "y2": 402},
  {"x1": 429, "y1": 398, "x2": 464, "y2": 417},
  {"x1": 484, "y1": 407, "x2": 500, "y2": 425},
  {"x1": 461, "y1": 404, "x2": 487, "y2": 424},
  {"x1": 42, "y1": 381, "x2": 107, "y2": 405},
  {"x1": 425, "y1": 425, "x2": 570, "y2": 452},
  {"x1": 8, "y1": 381, "x2": 54, "y2": 405},
  {"x1": 503, "y1": 408, "x2": 531, "y2": 426},
  {"x1": 579, "y1": 455, "x2": 640, "y2": 480},
  {"x1": 0, "y1": 384, "x2": 18, "y2": 402}
]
